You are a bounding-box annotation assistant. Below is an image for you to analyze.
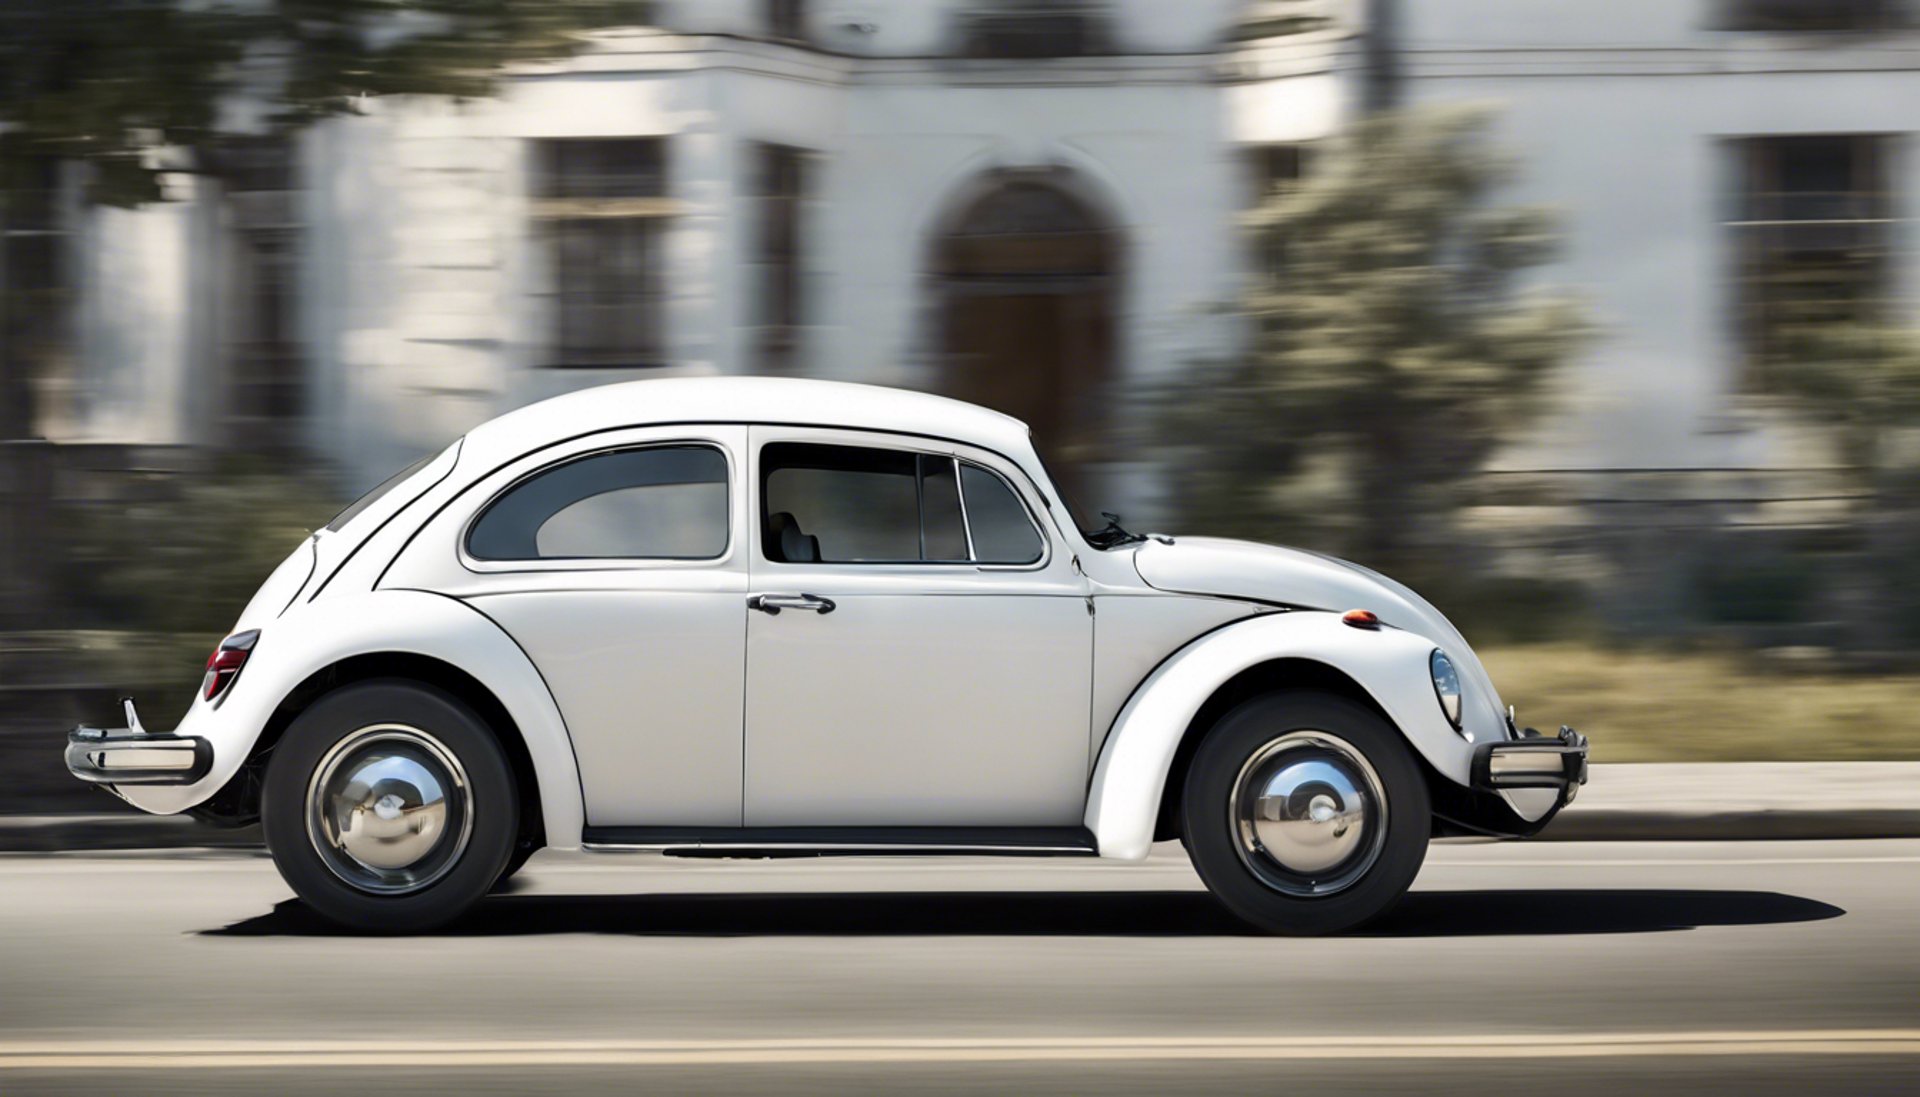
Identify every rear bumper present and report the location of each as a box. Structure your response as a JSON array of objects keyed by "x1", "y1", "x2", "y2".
[{"x1": 66, "y1": 701, "x2": 213, "y2": 788}]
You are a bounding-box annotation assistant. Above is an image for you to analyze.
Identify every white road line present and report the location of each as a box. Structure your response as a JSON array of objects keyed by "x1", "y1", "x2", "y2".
[{"x1": 4, "y1": 1031, "x2": 1919, "y2": 1070}]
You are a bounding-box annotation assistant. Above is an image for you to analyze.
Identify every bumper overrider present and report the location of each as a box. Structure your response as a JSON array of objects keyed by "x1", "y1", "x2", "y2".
[
  {"x1": 1471, "y1": 724, "x2": 1589, "y2": 802},
  {"x1": 65, "y1": 698, "x2": 212, "y2": 787}
]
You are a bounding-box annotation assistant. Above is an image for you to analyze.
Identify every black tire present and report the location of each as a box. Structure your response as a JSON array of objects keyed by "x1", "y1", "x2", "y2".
[
  {"x1": 1181, "y1": 691, "x2": 1430, "y2": 936},
  {"x1": 490, "y1": 839, "x2": 542, "y2": 893},
  {"x1": 262, "y1": 680, "x2": 518, "y2": 933}
]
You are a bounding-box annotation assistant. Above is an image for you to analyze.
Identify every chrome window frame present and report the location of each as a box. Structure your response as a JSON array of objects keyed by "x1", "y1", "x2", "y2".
[
  {"x1": 456, "y1": 439, "x2": 736, "y2": 573},
  {"x1": 954, "y1": 457, "x2": 1047, "y2": 569},
  {"x1": 753, "y1": 433, "x2": 1052, "y2": 573}
]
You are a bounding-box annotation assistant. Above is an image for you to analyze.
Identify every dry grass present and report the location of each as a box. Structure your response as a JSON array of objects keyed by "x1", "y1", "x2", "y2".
[{"x1": 1481, "y1": 644, "x2": 1920, "y2": 762}]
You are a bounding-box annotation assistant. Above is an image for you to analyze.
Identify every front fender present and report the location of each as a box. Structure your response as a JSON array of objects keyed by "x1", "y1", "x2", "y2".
[
  {"x1": 1084, "y1": 611, "x2": 1493, "y2": 860},
  {"x1": 116, "y1": 590, "x2": 586, "y2": 851}
]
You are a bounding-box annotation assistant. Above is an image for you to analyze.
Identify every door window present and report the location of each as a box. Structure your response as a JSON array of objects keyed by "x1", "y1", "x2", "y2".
[
  {"x1": 960, "y1": 463, "x2": 1044, "y2": 565},
  {"x1": 467, "y1": 445, "x2": 729, "y2": 561},
  {"x1": 760, "y1": 442, "x2": 1041, "y2": 565}
]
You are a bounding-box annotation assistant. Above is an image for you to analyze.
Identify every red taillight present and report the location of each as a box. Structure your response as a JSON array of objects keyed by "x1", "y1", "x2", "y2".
[
  {"x1": 1341, "y1": 608, "x2": 1380, "y2": 630},
  {"x1": 202, "y1": 630, "x2": 260, "y2": 701}
]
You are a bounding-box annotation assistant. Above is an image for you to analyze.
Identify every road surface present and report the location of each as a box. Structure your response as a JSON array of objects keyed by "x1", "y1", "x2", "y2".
[{"x1": 1, "y1": 838, "x2": 1915, "y2": 1094}]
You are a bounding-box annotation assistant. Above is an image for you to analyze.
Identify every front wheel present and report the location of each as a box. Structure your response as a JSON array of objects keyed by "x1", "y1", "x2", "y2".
[
  {"x1": 1182, "y1": 691, "x2": 1430, "y2": 935},
  {"x1": 262, "y1": 680, "x2": 518, "y2": 932}
]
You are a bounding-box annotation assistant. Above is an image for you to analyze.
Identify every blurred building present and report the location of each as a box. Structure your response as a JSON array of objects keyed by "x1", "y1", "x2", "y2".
[{"x1": 19, "y1": 0, "x2": 1920, "y2": 516}]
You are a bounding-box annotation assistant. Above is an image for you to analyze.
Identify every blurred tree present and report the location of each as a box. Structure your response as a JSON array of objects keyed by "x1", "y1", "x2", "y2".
[
  {"x1": 1765, "y1": 323, "x2": 1920, "y2": 647},
  {"x1": 0, "y1": 0, "x2": 650, "y2": 630},
  {"x1": 0, "y1": 0, "x2": 653, "y2": 206},
  {"x1": 0, "y1": 0, "x2": 651, "y2": 430},
  {"x1": 1158, "y1": 105, "x2": 1585, "y2": 574},
  {"x1": 59, "y1": 459, "x2": 342, "y2": 658},
  {"x1": 1767, "y1": 325, "x2": 1920, "y2": 476}
]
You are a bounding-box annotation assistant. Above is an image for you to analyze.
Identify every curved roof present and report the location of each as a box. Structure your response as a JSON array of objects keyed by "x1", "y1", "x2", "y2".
[{"x1": 461, "y1": 376, "x2": 1034, "y2": 470}]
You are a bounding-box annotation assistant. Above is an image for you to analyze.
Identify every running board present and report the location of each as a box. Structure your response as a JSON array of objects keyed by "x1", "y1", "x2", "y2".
[{"x1": 580, "y1": 825, "x2": 1098, "y2": 858}]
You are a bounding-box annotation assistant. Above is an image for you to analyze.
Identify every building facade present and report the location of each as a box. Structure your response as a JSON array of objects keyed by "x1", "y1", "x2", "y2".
[{"x1": 30, "y1": 0, "x2": 1920, "y2": 519}]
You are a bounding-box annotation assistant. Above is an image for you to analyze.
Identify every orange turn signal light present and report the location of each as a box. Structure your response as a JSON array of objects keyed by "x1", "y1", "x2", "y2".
[{"x1": 1341, "y1": 608, "x2": 1380, "y2": 630}]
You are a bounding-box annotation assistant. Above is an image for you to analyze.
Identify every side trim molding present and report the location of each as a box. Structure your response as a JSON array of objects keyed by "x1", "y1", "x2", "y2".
[{"x1": 581, "y1": 825, "x2": 1097, "y2": 857}]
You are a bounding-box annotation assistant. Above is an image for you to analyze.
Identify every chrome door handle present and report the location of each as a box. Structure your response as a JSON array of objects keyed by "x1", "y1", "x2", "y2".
[{"x1": 748, "y1": 592, "x2": 836, "y2": 615}]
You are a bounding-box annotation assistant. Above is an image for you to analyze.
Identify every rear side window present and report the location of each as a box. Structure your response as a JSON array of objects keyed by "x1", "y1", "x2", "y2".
[
  {"x1": 760, "y1": 442, "x2": 1042, "y2": 565},
  {"x1": 467, "y1": 445, "x2": 729, "y2": 561}
]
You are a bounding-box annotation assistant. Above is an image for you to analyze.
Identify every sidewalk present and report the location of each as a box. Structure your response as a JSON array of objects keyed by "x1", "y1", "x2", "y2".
[
  {"x1": 1542, "y1": 761, "x2": 1920, "y2": 841},
  {"x1": 2, "y1": 763, "x2": 1917, "y2": 852}
]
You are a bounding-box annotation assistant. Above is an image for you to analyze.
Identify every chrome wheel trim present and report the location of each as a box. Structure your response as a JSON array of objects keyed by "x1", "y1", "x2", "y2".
[
  {"x1": 305, "y1": 724, "x2": 473, "y2": 896},
  {"x1": 1228, "y1": 729, "x2": 1388, "y2": 898}
]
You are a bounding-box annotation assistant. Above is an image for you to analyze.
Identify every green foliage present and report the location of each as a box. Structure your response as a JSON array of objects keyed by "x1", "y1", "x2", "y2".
[
  {"x1": 0, "y1": 0, "x2": 653, "y2": 205},
  {"x1": 1157, "y1": 106, "x2": 1586, "y2": 571},
  {"x1": 1766, "y1": 323, "x2": 1920, "y2": 473},
  {"x1": 57, "y1": 461, "x2": 342, "y2": 640},
  {"x1": 1695, "y1": 551, "x2": 1818, "y2": 626},
  {"x1": 1421, "y1": 575, "x2": 1596, "y2": 646},
  {"x1": 1762, "y1": 323, "x2": 1920, "y2": 649}
]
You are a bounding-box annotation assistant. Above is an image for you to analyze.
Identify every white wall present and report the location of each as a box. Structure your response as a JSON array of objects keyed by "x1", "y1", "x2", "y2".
[
  {"x1": 1399, "y1": 0, "x2": 1920, "y2": 471},
  {"x1": 75, "y1": 1, "x2": 1920, "y2": 492},
  {"x1": 289, "y1": 20, "x2": 1294, "y2": 490},
  {"x1": 63, "y1": 178, "x2": 208, "y2": 446}
]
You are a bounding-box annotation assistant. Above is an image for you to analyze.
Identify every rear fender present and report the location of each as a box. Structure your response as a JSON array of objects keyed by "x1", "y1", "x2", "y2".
[{"x1": 116, "y1": 590, "x2": 586, "y2": 850}]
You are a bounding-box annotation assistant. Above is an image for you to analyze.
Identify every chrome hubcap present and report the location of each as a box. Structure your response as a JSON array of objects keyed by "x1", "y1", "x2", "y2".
[
  {"x1": 1229, "y1": 730, "x2": 1387, "y2": 897},
  {"x1": 306, "y1": 724, "x2": 472, "y2": 895}
]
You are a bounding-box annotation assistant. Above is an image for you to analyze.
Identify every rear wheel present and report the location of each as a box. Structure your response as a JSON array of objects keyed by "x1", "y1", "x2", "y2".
[
  {"x1": 262, "y1": 680, "x2": 518, "y2": 932},
  {"x1": 1182, "y1": 691, "x2": 1430, "y2": 935}
]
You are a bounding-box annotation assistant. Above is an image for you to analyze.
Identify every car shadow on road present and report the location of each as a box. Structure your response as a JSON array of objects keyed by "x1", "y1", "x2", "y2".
[{"x1": 203, "y1": 887, "x2": 1844, "y2": 939}]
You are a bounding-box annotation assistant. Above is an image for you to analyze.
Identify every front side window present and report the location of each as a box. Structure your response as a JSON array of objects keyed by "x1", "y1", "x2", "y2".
[
  {"x1": 467, "y1": 445, "x2": 729, "y2": 561},
  {"x1": 760, "y1": 442, "x2": 1042, "y2": 565},
  {"x1": 961, "y1": 463, "x2": 1044, "y2": 564}
]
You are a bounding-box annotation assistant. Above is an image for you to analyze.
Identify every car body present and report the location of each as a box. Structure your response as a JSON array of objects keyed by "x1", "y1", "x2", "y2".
[{"x1": 66, "y1": 377, "x2": 1586, "y2": 933}]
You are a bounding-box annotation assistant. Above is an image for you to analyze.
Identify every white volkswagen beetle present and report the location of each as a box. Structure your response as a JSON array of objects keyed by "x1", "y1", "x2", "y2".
[{"x1": 67, "y1": 378, "x2": 1585, "y2": 934}]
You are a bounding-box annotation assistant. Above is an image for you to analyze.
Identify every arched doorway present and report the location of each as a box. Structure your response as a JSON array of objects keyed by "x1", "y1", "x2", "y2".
[{"x1": 931, "y1": 173, "x2": 1118, "y2": 498}]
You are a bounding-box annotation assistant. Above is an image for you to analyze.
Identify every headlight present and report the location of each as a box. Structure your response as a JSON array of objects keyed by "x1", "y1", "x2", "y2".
[{"x1": 1429, "y1": 649, "x2": 1463, "y2": 729}]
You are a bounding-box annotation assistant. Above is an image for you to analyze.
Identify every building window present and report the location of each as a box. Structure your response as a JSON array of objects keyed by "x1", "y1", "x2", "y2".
[
  {"x1": 957, "y1": 2, "x2": 1114, "y2": 59},
  {"x1": 766, "y1": 0, "x2": 805, "y2": 42},
  {"x1": 1235, "y1": 0, "x2": 1340, "y2": 39},
  {"x1": 211, "y1": 137, "x2": 304, "y2": 443},
  {"x1": 1248, "y1": 144, "x2": 1309, "y2": 205},
  {"x1": 0, "y1": 157, "x2": 65, "y2": 437},
  {"x1": 531, "y1": 138, "x2": 674, "y2": 369},
  {"x1": 1719, "y1": 0, "x2": 1909, "y2": 30},
  {"x1": 1728, "y1": 134, "x2": 1894, "y2": 379},
  {"x1": 1245, "y1": 143, "x2": 1310, "y2": 276},
  {"x1": 748, "y1": 143, "x2": 809, "y2": 367}
]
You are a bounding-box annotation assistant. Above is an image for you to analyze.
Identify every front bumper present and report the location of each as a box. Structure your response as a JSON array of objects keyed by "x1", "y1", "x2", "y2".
[
  {"x1": 65, "y1": 698, "x2": 212, "y2": 787},
  {"x1": 1471, "y1": 725, "x2": 1589, "y2": 800}
]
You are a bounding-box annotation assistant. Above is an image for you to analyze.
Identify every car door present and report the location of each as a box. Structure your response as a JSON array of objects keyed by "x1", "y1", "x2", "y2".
[
  {"x1": 742, "y1": 427, "x2": 1093, "y2": 827},
  {"x1": 383, "y1": 425, "x2": 750, "y2": 828}
]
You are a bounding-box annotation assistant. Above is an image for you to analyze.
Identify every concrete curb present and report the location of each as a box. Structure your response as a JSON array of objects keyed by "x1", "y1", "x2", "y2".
[
  {"x1": 3, "y1": 763, "x2": 1917, "y2": 852},
  {"x1": 1535, "y1": 809, "x2": 1920, "y2": 842},
  {"x1": 0, "y1": 813, "x2": 261, "y2": 853},
  {"x1": 1542, "y1": 761, "x2": 1920, "y2": 842}
]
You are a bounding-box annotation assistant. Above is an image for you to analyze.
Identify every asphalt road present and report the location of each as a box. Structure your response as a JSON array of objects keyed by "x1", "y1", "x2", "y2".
[{"x1": 1, "y1": 839, "x2": 1916, "y2": 1095}]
